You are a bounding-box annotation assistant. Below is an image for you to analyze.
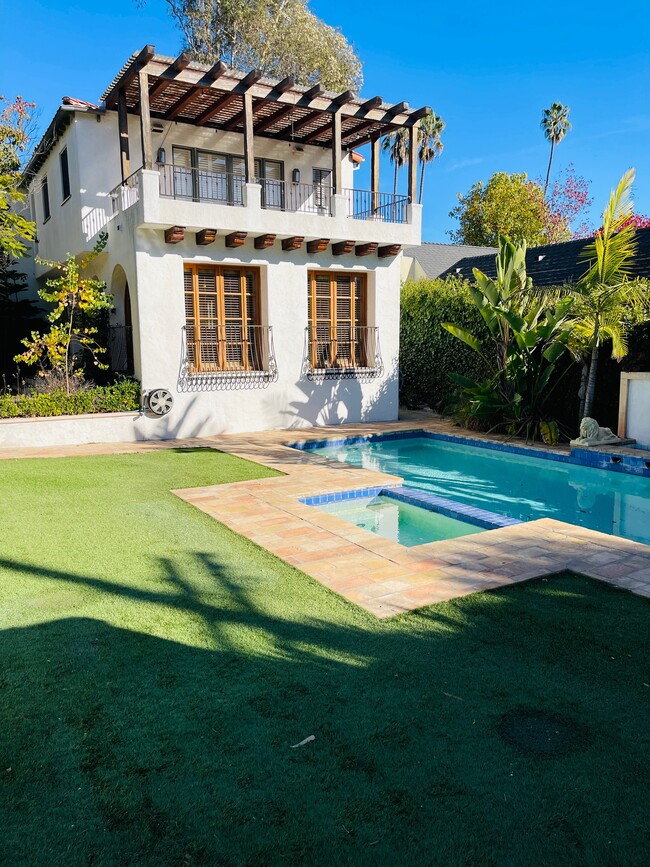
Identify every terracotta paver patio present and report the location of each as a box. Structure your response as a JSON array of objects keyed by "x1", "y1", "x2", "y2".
[{"x1": 4, "y1": 413, "x2": 650, "y2": 618}]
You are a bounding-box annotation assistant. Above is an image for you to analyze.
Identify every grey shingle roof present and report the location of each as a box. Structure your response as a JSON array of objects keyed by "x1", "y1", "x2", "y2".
[
  {"x1": 437, "y1": 228, "x2": 650, "y2": 286},
  {"x1": 402, "y1": 242, "x2": 497, "y2": 278}
]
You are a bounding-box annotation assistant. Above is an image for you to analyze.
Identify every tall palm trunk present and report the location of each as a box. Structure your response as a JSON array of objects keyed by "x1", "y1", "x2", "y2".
[
  {"x1": 544, "y1": 139, "x2": 555, "y2": 195},
  {"x1": 583, "y1": 339, "x2": 600, "y2": 420},
  {"x1": 418, "y1": 160, "x2": 425, "y2": 204},
  {"x1": 577, "y1": 361, "x2": 589, "y2": 423}
]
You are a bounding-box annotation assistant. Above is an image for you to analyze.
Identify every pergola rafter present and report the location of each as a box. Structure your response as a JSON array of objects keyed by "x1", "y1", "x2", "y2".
[{"x1": 97, "y1": 45, "x2": 430, "y2": 200}]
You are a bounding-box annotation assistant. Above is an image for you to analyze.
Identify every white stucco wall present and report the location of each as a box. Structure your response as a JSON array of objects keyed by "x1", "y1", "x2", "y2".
[
  {"x1": 621, "y1": 374, "x2": 650, "y2": 449},
  {"x1": 130, "y1": 228, "x2": 400, "y2": 438},
  {"x1": 15, "y1": 103, "x2": 419, "y2": 445}
]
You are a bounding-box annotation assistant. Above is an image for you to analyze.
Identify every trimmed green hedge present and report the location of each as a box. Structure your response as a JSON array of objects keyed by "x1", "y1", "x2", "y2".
[
  {"x1": 400, "y1": 276, "x2": 492, "y2": 410},
  {"x1": 0, "y1": 380, "x2": 141, "y2": 419}
]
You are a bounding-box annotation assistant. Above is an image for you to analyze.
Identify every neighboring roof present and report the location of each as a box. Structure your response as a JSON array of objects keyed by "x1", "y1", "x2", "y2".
[
  {"x1": 437, "y1": 228, "x2": 650, "y2": 285},
  {"x1": 402, "y1": 242, "x2": 497, "y2": 278},
  {"x1": 101, "y1": 45, "x2": 429, "y2": 151}
]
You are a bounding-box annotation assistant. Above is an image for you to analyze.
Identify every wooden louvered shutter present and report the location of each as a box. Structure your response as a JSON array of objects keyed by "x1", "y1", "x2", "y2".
[
  {"x1": 197, "y1": 268, "x2": 219, "y2": 370},
  {"x1": 184, "y1": 269, "x2": 196, "y2": 370},
  {"x1": 336, "y1": 275, "x2": 353, "y2": 367},
  {"x1": 222, "y1": 269, "x2": 245, "y2": 369},
  {"x1": 309, "y1": 272, "x2": 334, "y2": 368}
]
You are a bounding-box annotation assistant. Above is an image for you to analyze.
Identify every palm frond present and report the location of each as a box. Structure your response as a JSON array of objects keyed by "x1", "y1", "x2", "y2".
[{"x1": 580, "y1": 169, "x2": 637, "y2": 288}]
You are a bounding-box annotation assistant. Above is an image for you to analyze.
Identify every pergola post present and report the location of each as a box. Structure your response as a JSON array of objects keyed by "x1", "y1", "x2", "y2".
[
  {"x1": 371, "y1": 136, "x2": 380, "y2": 214},
  {"x1": 117, "y1": 89, "x2": 131, "y2": 182},
  {"x1": 332, "y1": 109, "x2": 342, "y2": 194},
  {"x1": 243, "y1": 91, "x2": 255, "y2": 183},
  {"x1": 408, "y1": 121, "x2": 419, "y2": 204},
  {"x1": 138, "y1": 69, "x2": 153, "y2": 170}
]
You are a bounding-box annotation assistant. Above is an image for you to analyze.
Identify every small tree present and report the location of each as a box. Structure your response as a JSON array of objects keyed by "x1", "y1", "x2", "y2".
[
  {"x1": 15, "y1": 232, "x2": 113, "y2": 394},
  {"x1": 569, "y1": 170, "x2": 650, "y2": 420},
  {"x1": 0, "y1": 96, "x2": 37, "y2": 258},
  {"x1": 449, "y1": 172, "x2": 548, "y2": 247},
  {"x1": 543, "y1": 164, "x2": 593, "y2": 242}
]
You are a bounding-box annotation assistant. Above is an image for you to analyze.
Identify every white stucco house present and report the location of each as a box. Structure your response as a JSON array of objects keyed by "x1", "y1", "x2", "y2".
[{"x1": 20, "y1": 45, "x2": 426, "y2": 441}]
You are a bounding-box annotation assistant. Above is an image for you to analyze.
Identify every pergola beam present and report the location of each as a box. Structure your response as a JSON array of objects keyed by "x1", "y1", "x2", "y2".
[
  {"x1": 164, "y1": 61, "x2": 228, "y2": 120},
  {"x1": 195, "y1": 68, "x2": 262, "y2": 126},
  {"x1": 138, "y1": 52, "x2": 191, "y2": 107},
  {"x1": 103, "y1": 44, "x2": 155, "y2": 109},
  {"x1": 223, "y1": 75, "x2": 295, "y2": 131}
]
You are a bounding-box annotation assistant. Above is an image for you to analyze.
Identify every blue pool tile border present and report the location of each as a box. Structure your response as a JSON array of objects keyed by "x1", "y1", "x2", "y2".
[
  {"x1": 292, "y1": 428, "x2": 650, "y2": 476},
  {"x1": 291, "y1": 428, "x2": 572, "y2": 465},
  {"x1": 301, "y1": 486, "x2": 385, "y2": 506},
  {"x1": 381, "y1": 486, "x2": 522, "y2": 530},
  {"x1": 301, "y1": 485, "x2": 520, "y2": 532}
]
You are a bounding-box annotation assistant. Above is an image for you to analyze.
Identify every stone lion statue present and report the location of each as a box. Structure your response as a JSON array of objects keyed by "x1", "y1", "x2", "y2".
[{"x1": 570, "y1": 417, "x2": 622, "y2": 447}]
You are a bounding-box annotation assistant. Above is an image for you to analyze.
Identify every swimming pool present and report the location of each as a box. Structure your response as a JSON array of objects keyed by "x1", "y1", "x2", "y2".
[
  {"x1": 303, "y1": 434, "x2": 650, "y2": 546},
  {"x1": 314, "y1": 493, "x2": 485, "y2": 547}
]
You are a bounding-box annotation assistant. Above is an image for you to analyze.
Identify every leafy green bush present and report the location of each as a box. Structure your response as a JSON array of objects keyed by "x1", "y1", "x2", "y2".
[
  {"x1": 400, "y1": 276, "x2": 492, "y2": 410},
  {"x1": 0, "y1": 379, "x2": 141, "y2": 419}
]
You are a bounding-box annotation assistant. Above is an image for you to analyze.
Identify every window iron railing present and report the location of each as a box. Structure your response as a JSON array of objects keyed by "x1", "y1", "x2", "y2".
[
  {"x1": 344, "y1": 188, "x2": 410, "y2": 224},
  {"x1": 184, "y1": 324, "x2": 276, "y2": 375},
  {"x1": 306, "y1": 325, "x2": 383, "y2": 377}
]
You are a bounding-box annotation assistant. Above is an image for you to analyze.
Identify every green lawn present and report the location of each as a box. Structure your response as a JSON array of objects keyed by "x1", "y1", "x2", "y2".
[{"x1": 1, "y1": 448, "x2": 649, "y2": 865}]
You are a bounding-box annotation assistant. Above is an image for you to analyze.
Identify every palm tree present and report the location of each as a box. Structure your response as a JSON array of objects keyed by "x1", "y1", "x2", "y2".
[
  {"x1": 570, "y1": 169, "x2": 649, "y2": 420},
  {"x1": 381, "y1": 128, "x2": 408, "y2": 197},
  {"x1": 541, "y1": 102, "x2": 571, "y2": 195},
  {"x1": 417, "y1": 111, "x2": 445, "y2": 204}
]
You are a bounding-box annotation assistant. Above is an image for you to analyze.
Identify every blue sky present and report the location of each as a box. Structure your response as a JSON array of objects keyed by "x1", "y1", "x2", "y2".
[{"x1": 3, "y1": 0, "x2": 649, "y2": 241}]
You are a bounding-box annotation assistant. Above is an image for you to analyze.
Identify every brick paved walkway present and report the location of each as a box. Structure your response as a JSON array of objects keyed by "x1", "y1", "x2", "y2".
[{"x1": 4, "y1": 414, "x2": 650, "y2": 617}]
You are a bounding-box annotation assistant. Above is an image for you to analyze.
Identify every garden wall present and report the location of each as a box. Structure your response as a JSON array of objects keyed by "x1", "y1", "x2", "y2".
[{"x1": 0, "y1": 411, "x2": 178, "y2": 448}]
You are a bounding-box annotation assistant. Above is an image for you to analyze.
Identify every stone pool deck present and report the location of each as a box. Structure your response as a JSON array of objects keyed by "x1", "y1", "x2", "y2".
[{"x1": 3, "y1": 413, "x2": 650, "y2": 618}]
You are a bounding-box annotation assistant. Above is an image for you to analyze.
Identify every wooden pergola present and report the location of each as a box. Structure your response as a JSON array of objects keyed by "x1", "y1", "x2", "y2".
[{"x1": 102, "y1": 46, "x2": 430, "y2": 201}]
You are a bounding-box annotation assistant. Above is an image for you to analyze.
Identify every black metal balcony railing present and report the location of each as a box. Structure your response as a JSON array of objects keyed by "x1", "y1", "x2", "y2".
[
  {"x1": 256, "y1": 178, "x2": 333, "y2": 215},
  {"x1": 159, "y1": 165, "x2": 245, "y2": 206},
  {"x1": 345, "y1": 189, "x2": 410, "y2": 224},
  {"x1": 306, "y1": 326, "x2": 383, "y2": 378},
  {"x1": 184, "y1": 324, "x2": 276, "y2": 375}
]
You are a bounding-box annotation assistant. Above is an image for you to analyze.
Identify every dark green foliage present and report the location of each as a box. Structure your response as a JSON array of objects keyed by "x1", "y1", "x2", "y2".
[
  {"x1": 0, "y1": 255, "x2": 42, "y2": 379},
  {"x1": 0, "y1": 379, "x2": 140, "y2": 418},
  {"x1": 0, "y1": 450, "x2": 648, "y2": 863},
  {"x1": 400, "y1": 276, "x2": 492, "y2": 410}
]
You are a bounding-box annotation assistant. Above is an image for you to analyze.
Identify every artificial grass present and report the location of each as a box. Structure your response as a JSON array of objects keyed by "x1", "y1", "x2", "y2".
[{"x1": 0, "y1": 447, "x2": 649, "y2": 865}]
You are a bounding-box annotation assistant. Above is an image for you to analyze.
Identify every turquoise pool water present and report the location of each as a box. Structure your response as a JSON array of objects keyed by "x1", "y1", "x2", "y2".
[
  {"x1": 315, "y1": 494, "x2": 484, "y2": 547},
  {"x1": 310, "y1": 436, "x2": 650, "y2": 546}
]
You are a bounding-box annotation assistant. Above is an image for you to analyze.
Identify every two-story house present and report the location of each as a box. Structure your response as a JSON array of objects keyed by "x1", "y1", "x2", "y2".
[{"x1": 22, "y1": 45, "x2": 426, "y2": 439}]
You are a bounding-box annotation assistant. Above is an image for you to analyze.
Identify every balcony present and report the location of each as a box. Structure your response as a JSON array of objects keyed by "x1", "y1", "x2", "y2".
[
  {"x1": 83, "y1": 168, "x2": 421, "y2": 247},
  {"x1": 305, "y1": 326, "x2": 383, "y2": 379}
]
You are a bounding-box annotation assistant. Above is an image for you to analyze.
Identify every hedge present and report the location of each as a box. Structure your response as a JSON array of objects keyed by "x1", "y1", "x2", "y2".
[
  {"x1": 0, "y1": 380, "x2": 141, "y2": 419},
  {"x1": 400, "y1": 276, "x2": 493, "y2": 410}
]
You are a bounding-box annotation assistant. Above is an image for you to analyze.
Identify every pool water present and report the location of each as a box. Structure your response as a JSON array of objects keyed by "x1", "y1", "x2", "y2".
[
  {"x1": 315, "y1": 494, "x2": 484, "y2": 547},
  {"x1": 310, "y1": 436, "x2": 650, "y2": 546}
]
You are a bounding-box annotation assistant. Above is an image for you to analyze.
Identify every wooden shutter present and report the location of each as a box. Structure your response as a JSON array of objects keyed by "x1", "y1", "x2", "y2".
[
  {"x1": 308, "y1": 272, "x2": 367, "y2": 369},
  {"x1": 183, "y1": 265, "x2": 260, "y2": 373}
]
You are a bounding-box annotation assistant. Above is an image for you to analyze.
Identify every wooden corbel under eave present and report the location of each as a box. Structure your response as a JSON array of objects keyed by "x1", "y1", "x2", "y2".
[{"x1": 165, "y1": 226, "x2": 185, "y2": 244}]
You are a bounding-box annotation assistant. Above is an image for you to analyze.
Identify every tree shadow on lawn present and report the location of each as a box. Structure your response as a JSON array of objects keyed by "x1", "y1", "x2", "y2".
[{"x1": 1, "y1": 555, "x2": 649, "y2": 866}]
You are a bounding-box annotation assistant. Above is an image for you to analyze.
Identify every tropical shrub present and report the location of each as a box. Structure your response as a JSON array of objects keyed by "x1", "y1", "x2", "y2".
[
  {"x1": 0, "y1": 379, "x2": 140, "y2": 419},
  {"x1": 442, "y1": 236, "x2": 574, "y2": 439},
  {"x1": 400, "y1": 276, "x2": 493, "y2": 410}
]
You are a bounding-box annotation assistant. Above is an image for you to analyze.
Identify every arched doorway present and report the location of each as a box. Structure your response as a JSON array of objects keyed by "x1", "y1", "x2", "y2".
[{"x1": 110, "y1": 265, "x2": 135, "y2": 376}]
